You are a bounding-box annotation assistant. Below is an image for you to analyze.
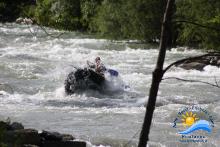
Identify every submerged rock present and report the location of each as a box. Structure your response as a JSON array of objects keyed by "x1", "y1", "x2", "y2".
[
  {"x1": 179, "y1": 62, "x2": 207, "y2": 71},
  {"x1": 0, "y1": 83, "x2": 14, "y2": 94}
]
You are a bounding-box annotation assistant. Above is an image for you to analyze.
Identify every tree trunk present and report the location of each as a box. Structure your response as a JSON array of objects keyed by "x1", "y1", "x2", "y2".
[{"x1": 138, "y1": 0, "x2": 175, "y2": 147}]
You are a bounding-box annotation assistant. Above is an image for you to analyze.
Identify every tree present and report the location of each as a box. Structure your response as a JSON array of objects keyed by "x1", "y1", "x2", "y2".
[
  {"x1": 0, "y1": 0, "x2": 35, "y2": 22},
  {"x1": 176, "y1": 0, "x2": 220, "y2": 50},
  {"x1": 35, "y1": 0, "x2": 82, "y2": 30},
  {"x1": 138, "y1": 0, "x2": 175, "y2": 146},
  {"x1": 91, "y1": 0, "x2": 166, "y2": 41},
  {"x1": 80, "y1": 0, "x2": 103, "y2": 31}
]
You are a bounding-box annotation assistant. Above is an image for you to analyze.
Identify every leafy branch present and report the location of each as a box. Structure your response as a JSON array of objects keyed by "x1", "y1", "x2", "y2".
[{"x1": 174, "y1": 20, "x2": 220, "y2": 32}]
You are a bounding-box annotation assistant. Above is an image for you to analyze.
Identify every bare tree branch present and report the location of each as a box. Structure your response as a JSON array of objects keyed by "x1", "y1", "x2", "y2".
[
  {"x1": 162, "y1": 77, "x2": 220, "y2": 88},
  {"x1": 163, "y1": 52, "x2": 220, "y2": 74},
  {"x1": 214, "y1": 76, "x2": 219, "y2": 87},
  {"x1": 124, "y1": 129, "x2": 141, "y2": 147},
  {"x1": 25, "y1": 23, "x2": 39, "y2": 37},
  {"x1": 23, "y1": 12, "x2": 65, "y2": 38},
  {"x1": 174, "y1": 20, "x2": 220, "y2": 32}
]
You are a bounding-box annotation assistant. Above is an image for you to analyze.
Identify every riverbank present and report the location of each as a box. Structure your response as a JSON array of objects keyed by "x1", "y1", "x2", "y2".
[{"x1": 0, "y1": 120, "x2": 86, "y2": 147}]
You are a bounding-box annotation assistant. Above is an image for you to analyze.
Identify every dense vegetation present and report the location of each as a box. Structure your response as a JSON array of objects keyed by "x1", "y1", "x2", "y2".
[
  {"x1": 0, "y1": 0, "x2": 35, "y2": 22},
  {"x1": 176, "y1": 0, "x2": 220, "y2": 50},
  {"x1": 0, "y1": 0, "x2": 219, "y2": 50}
]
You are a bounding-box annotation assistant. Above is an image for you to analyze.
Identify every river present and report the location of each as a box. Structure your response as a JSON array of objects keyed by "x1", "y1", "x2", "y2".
[{"x1": 0, "y1": 23, "x2": 220, "y2": 147}]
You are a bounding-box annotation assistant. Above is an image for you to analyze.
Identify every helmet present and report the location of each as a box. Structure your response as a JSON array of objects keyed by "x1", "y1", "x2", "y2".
[{"x1": 95, "y1": 57, "x2": 101, "y2": 62}]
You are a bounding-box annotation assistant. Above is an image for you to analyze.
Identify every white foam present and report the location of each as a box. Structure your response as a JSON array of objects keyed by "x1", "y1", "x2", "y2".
[
  {"x1": 164, "y1": 66, "x2": 220, "y2": 80},
  {"x1": 0, "y1": 90, "x2": 9, "y2": 96},
  {"x1": 55, "y1": 86, "x2": 66, "y2": 98},
  {"x1": 169, "y1": 47, "x2": 204, "y2": 54}
]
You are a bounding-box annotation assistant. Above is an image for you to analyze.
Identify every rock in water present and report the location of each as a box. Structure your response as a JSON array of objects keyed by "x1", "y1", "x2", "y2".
[
  {"x1": 179, "y1": 62, "x2": 207, "y2": 71},
  {"x1": 40, "y1": 131, "x2": 63, "y2": 141},
  {"x1": 176, "y1": 53, "x2": 220, "y2": 70},
  {"x1": 217, "y1": 59, "x2": 220, "y2": 67},
  {"x1": 3, "y1": 129, "x2": 41, "y2": 146},
  {"x1": 40, "y1": 130, "x2": 75, "y2": 141},
  {"x1": 0, "y1": 120, "x2": 86, "y2": 147},
  {"x1": 41, "y1": 140, "x2": 86, "y2": 147},
  {"x1": 16, "y1": 17, "x2": 33, "y2": 24},
  {"x1": 0, "y1": 83, "x2": 14, "y2": 94},
  {"x1": 10, "y1": 122, "x2": 24, "y2": 130}
]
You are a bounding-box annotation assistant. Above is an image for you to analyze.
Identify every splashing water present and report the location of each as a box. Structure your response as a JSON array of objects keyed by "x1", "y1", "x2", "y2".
[{"x1": 0, "y1": 23, "x2": 220, "y2": 147}]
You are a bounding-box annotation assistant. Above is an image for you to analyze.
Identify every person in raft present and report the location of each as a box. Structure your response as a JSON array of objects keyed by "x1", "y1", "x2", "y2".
[{"x1": 87, "y1": 57, "x2": 106, "y2": 76}]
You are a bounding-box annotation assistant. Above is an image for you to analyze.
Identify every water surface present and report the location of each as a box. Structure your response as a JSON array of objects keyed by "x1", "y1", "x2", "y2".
[{"x1": 0, "y1": 23, "x2": 220, "y2": 147}]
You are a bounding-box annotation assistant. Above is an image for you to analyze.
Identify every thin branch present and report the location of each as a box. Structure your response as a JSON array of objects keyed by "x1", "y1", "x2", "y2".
[
  {"x1": 174, "y1": 20, "x2": 220, "y2": 32},
  {"x1": 33, "y1": 21, "x2": 65, "y2": 38},
  {"x1": 214, "y1": 76, "x2": 219, "y2": 87},
  {"x1": 162, "y1": 77, "x2": 220, "y2": 88},
  {"x1": 23, "y1": 12, "x2": 65, "y2": 38},
  {"x1": 26, "y1": 22, "x2": 38, "y2": 37},
  {"x1": 163, "y1": 53, "x2": 220, "y2": 74},
  {"x1": 124, "y1": 129, "x2": 141, "y2": 147}
]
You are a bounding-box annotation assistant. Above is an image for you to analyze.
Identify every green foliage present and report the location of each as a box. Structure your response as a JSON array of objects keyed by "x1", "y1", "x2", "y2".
[
  {"x1": 34, "y1": 0, "x2": 82, "y2": 30},
  {"x1": 54, "y1": 0, "x2": 82, "y2": 30},
  {"x1": 126, "y1": 0, "x2": 167, "y2": 41},
  {"x1": 176, "y1": 0, "x2": 220, "y2": 50},
  {"x1": 0, "y1": 0, "x2": 35, "y2": 22},
  {"x1": 80, "y1": 0, "x2": 102, "y2": 31},
  {"x1": 91, "y1": 0, "x2": 166, "y2": 41},
  {"x1": 91, "y1": 0, "x2": 125, "y2": 39},
  {"x1": 34, "y1": 0, "x2": 53, "y2": 26},
  {"x1": 21, "y1": 5, "x2": 36, "y2": 18}
]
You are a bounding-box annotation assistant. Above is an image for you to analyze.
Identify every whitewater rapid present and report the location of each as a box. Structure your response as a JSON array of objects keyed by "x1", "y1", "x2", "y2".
[{"x1": 0, "y1": 23, "x2": 220, "y2": 147}]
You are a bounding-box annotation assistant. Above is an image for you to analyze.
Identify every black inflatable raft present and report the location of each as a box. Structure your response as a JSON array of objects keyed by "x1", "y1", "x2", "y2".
[{"x1": 64, "y1": 68, "x2": 105, "y2": 95}]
